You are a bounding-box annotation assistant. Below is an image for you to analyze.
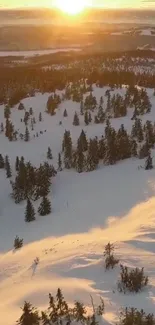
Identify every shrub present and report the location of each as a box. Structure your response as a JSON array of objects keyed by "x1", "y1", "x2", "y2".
[
  {"x1": 118, "y1": 264, "x2": 148, "y2": 293},
  {"x1": 104, "y1": 242, "x2": 119, "y2": 270},
  {"x1": 14, "y1": 236, "x2": 23, "y2": 250},
  {"x1": 118, "y1": 308, "x2": 155, "y2": 325}
]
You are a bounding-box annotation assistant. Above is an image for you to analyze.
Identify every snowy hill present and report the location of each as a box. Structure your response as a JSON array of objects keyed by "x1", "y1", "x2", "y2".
[{"x1": 1, "y1": 85, "x2": 155, "y2": 324}]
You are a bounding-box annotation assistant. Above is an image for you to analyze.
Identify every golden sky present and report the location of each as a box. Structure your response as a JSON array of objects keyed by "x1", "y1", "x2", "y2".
[{"x1": 0, "y1": 0, "x2": 153, "y2": 9}]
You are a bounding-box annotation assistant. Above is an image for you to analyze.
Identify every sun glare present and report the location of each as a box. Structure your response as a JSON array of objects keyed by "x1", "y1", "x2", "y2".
[{"x1": 55, "y1": 0, "x2": 87, "y2": 15}]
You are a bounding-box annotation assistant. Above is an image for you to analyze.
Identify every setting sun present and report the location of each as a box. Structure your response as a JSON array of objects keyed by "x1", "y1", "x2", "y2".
[{"x1": 55, "y1": 0, "x2": 88, "y2": 15}]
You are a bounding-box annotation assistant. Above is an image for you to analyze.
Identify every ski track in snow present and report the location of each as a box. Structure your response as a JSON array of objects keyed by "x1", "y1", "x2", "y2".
[{"x1": 0, "y1": 85, "x2": 155, "y2": 324}]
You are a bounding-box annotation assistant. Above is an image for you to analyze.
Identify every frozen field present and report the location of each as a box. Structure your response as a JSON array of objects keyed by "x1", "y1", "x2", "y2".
[{"x1": 0, "y1": 85, "x2": 155, "y2": 324}]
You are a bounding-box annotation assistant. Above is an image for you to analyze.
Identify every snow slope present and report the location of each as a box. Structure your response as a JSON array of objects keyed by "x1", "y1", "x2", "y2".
[
  {"x1": 0, "y1": 47, "x2": 82, "y2": 58},
  {"x1": 1, "y1": 86, "x2": 155, "y2": 324}
]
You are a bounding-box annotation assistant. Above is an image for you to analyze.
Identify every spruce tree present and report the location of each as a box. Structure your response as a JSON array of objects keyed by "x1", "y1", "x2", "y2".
[
  {"x1": 1, "y1": 122, "x2": 4, "y2": 133},
  {"x1": 58, "y1": 153, "x2": 62, "y2": 171},
  {"x1": 24, "y1": 112, "x2": 29, "y2": 125},
  {"x1": 0, "y1": 154, "x2": 4, "y2": 168},
  {"x1": 63, "y1": 109, "x2": 68, "y2": 117},
  {"x1": 14, "y1": 236, "x2": 23, "y2": 250},
  {"x1": 15, "y1": 156, "x2": 20, "y2": 171},
  {"x1": 75, "y1": 141, "x2": 85, "y2": 173},
  {"x1": 88, "y1": 112, "x2": 92, "y2": 123},
  {"x1": 29, "y1": 107, "x2": 33, "y2": 115},
  {"x1": 63, "y1": 131, "x2": 72, "y2": 169},
  {"x1": 38, "y1": 196, "x2": 51, "y2": 216},
  {"x1": 80, "y1": 100, "x2": 84, "y2": 115},
  {"x1": 4, "y1": 105, "x2": 11, "y2": 119},
  {"x1": 25, "y1": 199, "x2": 35, "y2": 222},
  {"x1": 5, "y1": 155, "x2": 12, "y2": 178},
  {"x1": 39, "y1": 112, "x2": 42, "y2": 122},
  {"x1": 145, "y1": 154, "x2": 153, "y2": 170},
  {"x1": 84, "y1": 111, "x2": 89, "y2": 125},
  {"x1": 18, "y1": 103, "x2": 25, "y2": 111},
  {"x1": 78, "y1": 130, "x2": 88, "y2": 152},
  {"x1": 73, "y1": 111, "x2": 80, "y2": 126},
  {"x1": 47, "y1": 147, "x2": 53, "y2": 160},
  {"x1": 17, "y1": 301, "x2": 40, "y2": 325},
  {"x1": 24, "y1": 127, "x2": 30, "y2": 142}
]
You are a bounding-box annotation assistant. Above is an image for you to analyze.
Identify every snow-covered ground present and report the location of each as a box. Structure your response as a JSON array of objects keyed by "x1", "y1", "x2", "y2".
[
  {"x1": 0, "y1": 47, "x2": 82, "y2": 58},
  {"x1": 1, "y1": 86, "x2": 155, "y2": 324}
]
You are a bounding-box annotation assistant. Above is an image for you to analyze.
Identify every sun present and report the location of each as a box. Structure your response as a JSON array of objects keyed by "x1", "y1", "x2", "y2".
[{"x1": 55, "y1": 0, "x2": 87, "y2": 15}]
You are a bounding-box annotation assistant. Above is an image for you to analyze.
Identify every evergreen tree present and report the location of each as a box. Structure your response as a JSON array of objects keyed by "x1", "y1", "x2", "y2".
[
  {"x1": 145, "y1": 154, "x2": 153, "y2": 170},
  {"x1": 1, "y1": 122, "x2": 4, "y2": 133},
  {"x1": 84, "y1": 111, "x2": 89, "y2": 126},
  {"x1": 4, "y1": 105, "x2": 11, "y2": 119},
  {"x1": 29, "y1": 107, "x2": 33, "y2": 115},
  {"x1": 14, "y1": 236, "x2": 23, "y2": 250},
  {"x1": 63, "y1": 131, "x2": 72, "y2": 169},
  {"x1": 47, "y1": 147, "x2": 53, "y2": 160},
  {"x1": 86, "y1": 139, "x2": 98, "y2": 172},
  {"x1": 39, "y1": 112, "x2": 42, "y2": 122},
  {"x1": 73, "y1": 111, "x2": 80, "y2": 126},
  {"x1": 58, "y1": 153, "x2": 62, "y2": 171},
  {"x1": 98, "y1": 105, "x2": 105, "y2": 123},
  {"x1": 24, "y1": 127, "x2": 30, "y2": 142},
  {"x1": 15, "y1": 156, "x2": 20, "y2": 171},
  {"x1": 18, "y1": 103, "x2": 25, "y2": 111},
  {"x1": 38, "y1": 196, "x2": 51, "y2": 216},
  {"x1": 63, "y1": 109, "x2": 68, "y2": 117},
  {"x1": 98, "y1": 136, "x2": 106, "y2": 160},
  {"x1": 144, "y1": 120, "x2": 155, "y2": 148},
  {"x1": 88, "y1": 112, "x2": 92, "y2": 123},
  {"x1": 131, "y1": 139, "x2": 137, "y2": 157},
  {"x1": 24, "y1": 112, "x2": 29, "y2": 125},
  {"x1": 75, "y1": 141, "x2": 85, "y2": 173},
  {"x1": 5, "y1": 155, "x2": 12, "y2": 178},
  {"x1": 77, "y1": 130, "x2": 88, "y2": 152},
  {"x1": 17, "y1": 301, "x2": 40, "y2": 325},
  {"x1": 25, "y1": 199, "x2": 35, "y2": 222},
  {"x1": 80, "y1": 100, "x2": 84, "y2": 115},
  {"x1": 0, "y1": 154, "x2": 4, "y2": 168}
]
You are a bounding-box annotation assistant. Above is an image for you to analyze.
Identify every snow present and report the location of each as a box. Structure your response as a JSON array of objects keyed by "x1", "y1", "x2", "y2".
[
  {"x1": 1, "y1": 85, "x2": 155, "y2": 324},
  {"x1": 0, "y1": 48, "x2": 82, "y2": 58}
]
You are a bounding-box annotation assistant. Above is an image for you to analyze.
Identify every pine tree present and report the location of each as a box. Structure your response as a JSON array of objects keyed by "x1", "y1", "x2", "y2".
[
  {"x1": 24, "y1": 111, "x2": 29, "y2": 125},
  {"x1": 1, "y1": 122, "x2": 4, "y2": 133},
  {"x1": 18, "y1": 102, "x2": 25, "y2": 111},
  {"x1": 5, "y1": 155, "x2": 12, "y2": 178},
  {"x1": 84, "y1": 111, "x2": 89, "y2": 126},
  {"x1": 15, "y1": 156, "x2": 20, "y2": 171},
  {"x1": 38, "y1": 196, "x2": 51, "y2": 216},
  {"x1": 17, "y1": 301, "x2": 40, "y2": 325},
  {"x1": 98, "y1": 136, "x2": 106, "y2": 160},
  {"x1": 47, "y1": 147, "x2": 53, "y2": 160},
  {"x1": 4, "y1": 105, "x2": 10, "y2": 119},
  {"x1": 63, "y1": 131, "x2": 72, "y2": 169},
  {"x1": 39, "y1": 112, "x2": 42, "y2": 122},
  {"x1": 14, "y1": 236, "x2": 23, "y2": 250},
  {"x1": 63, "y1": 109, "x2": 68, "y2": 117},
  {"x1": 88, "y1": 112, "x2": 92, "y2": 123},
  {"x1": 58, "y1": 153, "x2": 62, "y2": 171},
  {"x1": 0, "y1": 154, "x2": 4, "y2": 168},
  {"x1": 29, "y1": 107, "x2": 33, "y2": 115},
  {"x1": 145, "y1": 154, "x2": 153, "y2": 170},
  {"x1": 80, "y1": 100, "x2": 84, "y2": 115},
  {"x1": 78, "y1": 130, "x2": 88, "y2": 152},
  {"x1": 75, "y1": 141, "x2": 85, "y2": 173},
  {"x1": 73, "y1": 111, "x2": 80, "y2": 126},
  {"x1": 24, "y1": 127, "x2": 30, "y2": 142},
  {"x1": 25, "y1": 199, "x2": 35, "y2": 222}
]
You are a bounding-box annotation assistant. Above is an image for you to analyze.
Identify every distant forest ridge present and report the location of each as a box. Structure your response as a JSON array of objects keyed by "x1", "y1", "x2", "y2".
[{"x1": 0, "y1": 8, "x2": 155, "y2": 22}]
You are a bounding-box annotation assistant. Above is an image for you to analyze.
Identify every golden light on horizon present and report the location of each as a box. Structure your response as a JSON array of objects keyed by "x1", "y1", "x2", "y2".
[{"x1": 55, "y1": 0, "x2": 89, "y2": 15}]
